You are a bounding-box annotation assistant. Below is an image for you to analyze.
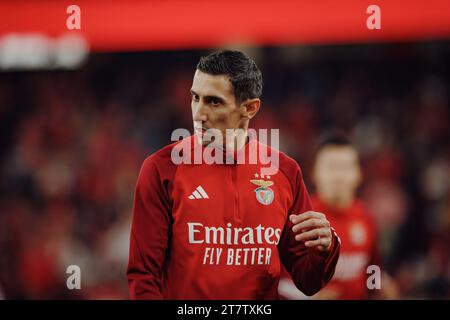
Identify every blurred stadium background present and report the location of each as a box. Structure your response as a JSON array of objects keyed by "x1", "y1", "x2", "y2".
[{"x1": 0, "y1": 0, "x2": 449, "y2": 299}]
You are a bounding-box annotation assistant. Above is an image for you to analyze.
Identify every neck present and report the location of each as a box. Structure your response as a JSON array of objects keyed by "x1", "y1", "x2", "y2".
[
  {"x1": 224, "y1": 128, "x2": 249, "y2": 153},
  {"x1": 321, "y1": 194, "x2": 354, "y2": 211}
]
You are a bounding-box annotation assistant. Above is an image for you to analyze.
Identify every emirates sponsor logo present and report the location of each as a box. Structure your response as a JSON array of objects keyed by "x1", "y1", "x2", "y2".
[
  {"x1": 187, "y1": 222, "x2": 281, "y2": 245},
  {"x1": 187, "y1": 222, "x2": 282, "y2": 266}
]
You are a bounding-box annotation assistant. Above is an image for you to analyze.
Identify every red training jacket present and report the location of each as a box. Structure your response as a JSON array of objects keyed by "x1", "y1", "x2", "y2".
[{"x1": 127, "y1": 135, "x2": 340, "y2": 299}]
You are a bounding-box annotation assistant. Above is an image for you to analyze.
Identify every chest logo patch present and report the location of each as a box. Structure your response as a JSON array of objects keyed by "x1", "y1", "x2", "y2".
[
  {"x1": 349, "y1": 222, "x2": 367, "y2": 246},
  {"x1": 251, "y1": 173, "x2": 275, "y2": 206}
]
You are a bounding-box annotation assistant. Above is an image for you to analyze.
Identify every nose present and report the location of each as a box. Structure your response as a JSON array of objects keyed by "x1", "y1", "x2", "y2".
[{"x1": 192, "y1": 102, "x2": 208, "y2": 123}]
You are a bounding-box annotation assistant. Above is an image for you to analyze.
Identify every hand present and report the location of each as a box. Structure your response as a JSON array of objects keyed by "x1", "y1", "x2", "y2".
[{"x1": 290, "y1": 211, "x2": 333, "y2": 252}]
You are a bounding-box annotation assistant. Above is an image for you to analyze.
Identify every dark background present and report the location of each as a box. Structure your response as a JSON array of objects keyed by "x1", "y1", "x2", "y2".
[{"x1": 0, "y1": 42, "x2": 449, "y2": 299}]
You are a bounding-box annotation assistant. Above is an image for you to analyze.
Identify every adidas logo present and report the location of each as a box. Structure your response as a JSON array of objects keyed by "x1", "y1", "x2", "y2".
[{"x1": 188, "y1": 186, "x2": 209, "y2": 200}]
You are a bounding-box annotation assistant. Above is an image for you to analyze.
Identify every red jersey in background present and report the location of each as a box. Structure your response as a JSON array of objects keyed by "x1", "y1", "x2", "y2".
[{"x1": 279, "y1": 195, "x2": 379, "y2": 300}]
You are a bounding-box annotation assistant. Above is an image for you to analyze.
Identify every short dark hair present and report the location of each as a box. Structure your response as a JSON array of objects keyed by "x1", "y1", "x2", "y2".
[
  {"x1": 316, "y1": 130, "x2": 352, "y2": 152},
  {"x1": 196, "y1": 50, "x2": 263, "y2": 103}
]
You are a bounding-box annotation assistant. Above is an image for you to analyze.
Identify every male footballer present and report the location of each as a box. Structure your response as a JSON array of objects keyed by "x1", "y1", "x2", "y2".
[
  {"x1": 279, "y1": 133, "x2": 394, "y2": 299},
  {"x1": 127, "y1": 50, "x2": 340, "y2": 299}
]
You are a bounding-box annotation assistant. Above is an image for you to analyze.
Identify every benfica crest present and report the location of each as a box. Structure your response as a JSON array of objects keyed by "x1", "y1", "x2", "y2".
[
  {"x1": 349, "y1": 222, "x2": 367, "y2": 246},
  {"x1": 250, "y1": 174, "x2": 275, "y2": 206}
]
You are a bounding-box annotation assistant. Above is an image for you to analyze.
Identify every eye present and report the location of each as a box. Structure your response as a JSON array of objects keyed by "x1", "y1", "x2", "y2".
[
  {"x1": 209, "y1": 98, "x2": 221, "y2": 106},
  {"x1": 192, "y1": 93, "x2": 199, "y2": 102}
]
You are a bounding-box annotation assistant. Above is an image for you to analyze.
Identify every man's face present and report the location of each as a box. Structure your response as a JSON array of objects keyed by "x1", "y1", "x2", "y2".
[
  {"x1": 190, "y1": 70, "x2": 247, "y2": 146},
  {"x1": 313, "y1": 145, "x2": 361, "y2": 207}
]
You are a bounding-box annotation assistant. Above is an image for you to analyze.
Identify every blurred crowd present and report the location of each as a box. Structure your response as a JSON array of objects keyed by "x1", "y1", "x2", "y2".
[{"x1": 0, "y1": 43, "x2": 449, "y2": 299}]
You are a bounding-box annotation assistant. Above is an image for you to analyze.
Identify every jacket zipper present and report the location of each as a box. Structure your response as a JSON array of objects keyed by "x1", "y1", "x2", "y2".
[{"x1": 230, "y1": 164, "x2": 241, "y2": 224}]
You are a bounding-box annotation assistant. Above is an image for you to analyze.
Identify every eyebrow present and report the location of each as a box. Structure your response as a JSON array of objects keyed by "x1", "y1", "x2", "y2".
[{"x1": 190, "y1": 90, "x2": 226, "y2": 102}]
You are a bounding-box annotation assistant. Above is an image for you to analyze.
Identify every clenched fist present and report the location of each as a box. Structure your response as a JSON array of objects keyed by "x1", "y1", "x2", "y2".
[{"x1": 290, "y1": 211, "x2": 333, "y2": 252}]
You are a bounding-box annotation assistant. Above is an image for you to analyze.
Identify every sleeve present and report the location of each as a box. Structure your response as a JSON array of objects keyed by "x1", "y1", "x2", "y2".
[
  {"x1": 126, "y1": 157, "x2": 173, "y2": 300},
  {"x1": 278, "y1": 163, "x2": 340, "y2": 296}
]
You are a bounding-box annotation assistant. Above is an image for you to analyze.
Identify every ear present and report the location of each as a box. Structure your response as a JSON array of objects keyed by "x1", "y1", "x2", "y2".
[{"x1": 241, "y1": 98, "x2": 261, "y2": 119}]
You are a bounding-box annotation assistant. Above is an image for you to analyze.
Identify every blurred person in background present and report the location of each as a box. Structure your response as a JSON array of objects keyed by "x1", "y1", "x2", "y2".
[{"x1": 279, "y1": 132, "x2": 398, "y2": 299}]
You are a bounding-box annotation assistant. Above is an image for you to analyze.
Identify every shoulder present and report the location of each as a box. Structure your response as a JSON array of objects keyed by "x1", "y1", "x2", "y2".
[
  {"x1": 279, "y1": 151, "x2": 303, "y2": 178},
  {"x1": 140, "y1": 136, "x2": 194, "y2": 179},
  {"x1": 255, "y1": 140, "x2": 305, "y2": 191},
  {"x1": 255, "y1": 140, "x2": 303, "y2": 175}
]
